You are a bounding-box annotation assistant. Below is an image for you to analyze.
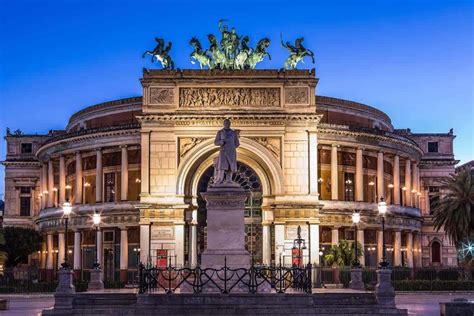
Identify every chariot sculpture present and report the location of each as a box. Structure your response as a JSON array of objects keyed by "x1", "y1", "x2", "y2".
[{"x1": 142, "y1": 37, "x2": 174, "y2": 69}]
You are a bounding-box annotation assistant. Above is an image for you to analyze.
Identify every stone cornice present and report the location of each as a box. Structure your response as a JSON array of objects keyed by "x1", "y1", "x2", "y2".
[
  {"x1": 142, "y1": 68, "x2": 317, "y2": 80},
  {"x1": 137, "y1": 113, "x2": 323, "y2": 125},
  {"x1": 420, "y1": 159, "x2": 459, "y2": 166},
  {"x1": 318, "y1": 124, "x2": 423, "y2": 156},
  {"x1": 1, "y1": 160, "x2": 41, "y2": 167},
  {"x1": 36, "y1": 124, "x2": 140, "y2": 158}
]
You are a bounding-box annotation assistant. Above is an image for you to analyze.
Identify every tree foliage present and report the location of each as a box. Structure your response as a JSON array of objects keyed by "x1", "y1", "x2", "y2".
[
  {"x1": 433, "y1": 169, "x2": 474, "y2": 246},
  {"x1": 1, "y1": 227, "x2": 42, "y2": 267},
  {"x1": 324, "y1": 239, "x2": 363, "y2": 267}
]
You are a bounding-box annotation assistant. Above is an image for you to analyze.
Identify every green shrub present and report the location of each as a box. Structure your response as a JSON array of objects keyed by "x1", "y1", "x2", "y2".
[
  {"x1": 392, "y1": 267, "x2": 412, "y2": 281},
  {"x1": 394, "y1": 280, "x2": 474, "y2": 291},
  {"x1": 414, "y1": 268, "x2": 437, "y2": 280},
  {"x1": 339, "y1": 270, "x2": 351, "y2": 287},
  {"x1": 437, "y1": 269, "x2": 461, "y2": 281}
]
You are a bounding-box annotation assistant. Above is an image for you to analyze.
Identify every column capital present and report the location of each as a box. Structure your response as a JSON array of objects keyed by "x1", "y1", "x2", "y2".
[
  {"x1": 120, "y1": 144, "x2": 128, "y2": 149},
  {"x1": 356, "y1": 147, "x2": 364, "y2": 151},
  {"x1": 95, "y1": 147, "x2": 103, "y2": 152},
  {"x1": 331, "y1": 143, "x2": 339, "y2": 148}
]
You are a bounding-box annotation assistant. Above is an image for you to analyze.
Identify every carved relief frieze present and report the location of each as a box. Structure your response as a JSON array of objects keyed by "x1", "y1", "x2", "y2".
[
  {"x1": 179, "y1": 137, "x2": 208, "y2": 158},
  {"x1": 248, "y1": 137, "x2": 281, "y2": 161},
  {"x1": 285, "y1": 87, "x2": 309, "y2": 105},
  {"x1": 179, "y1": 87, "x2": 280, "y2": 108},
  {"x1": 149, "y1": 87, "x2": 174, "y2": 105}
]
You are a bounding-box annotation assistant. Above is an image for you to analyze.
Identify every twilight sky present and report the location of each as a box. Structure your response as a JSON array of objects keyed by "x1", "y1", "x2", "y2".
[{"x1": 0, "y1": 0, "x2": 473, "y2": 198}]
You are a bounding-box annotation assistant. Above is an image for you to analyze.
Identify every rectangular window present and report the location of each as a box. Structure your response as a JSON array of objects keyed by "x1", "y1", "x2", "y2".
[
  {"x1": 21, "y1": 143, "x2": 32, "y2": 154},
  {"x1": 428, "y1": 142, "x2": 439, "y2": 153},
  {"x1": 104, "y1": 173, "x2": 116, "y2": 202},
  {"x1": 20, "y1": 196, "x2": 31, "y2": 216},
  {"x1": 344, "y1": 173, "x2": 355, "y2": 201}
]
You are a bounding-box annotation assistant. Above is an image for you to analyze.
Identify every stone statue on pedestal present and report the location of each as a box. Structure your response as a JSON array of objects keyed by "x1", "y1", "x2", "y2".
[{"x1": 213, "y1": 119, "x2": 240, "y2": 185}]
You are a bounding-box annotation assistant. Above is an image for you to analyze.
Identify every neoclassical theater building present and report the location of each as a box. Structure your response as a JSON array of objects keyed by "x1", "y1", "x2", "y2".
[{"x1": 2, "y1": 69, "x2": 459, "y2": 282}]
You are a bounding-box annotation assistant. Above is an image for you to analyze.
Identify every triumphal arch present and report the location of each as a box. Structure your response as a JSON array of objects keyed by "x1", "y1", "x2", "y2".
[{"x1": 137, "y1": 69, "x2": 322, "y2": 267}]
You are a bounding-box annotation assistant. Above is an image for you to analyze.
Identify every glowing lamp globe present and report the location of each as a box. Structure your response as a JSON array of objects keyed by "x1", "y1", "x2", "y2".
[
  {"x1": 93, "y1": 212, "x2": 101, "y2": 226},
  {"x1": 352, "y1": 212, "x2": 361, "y2": 224},
  {"x1": 62, "y1": 202, "x2": 72, "y2": 216},
  {"x1": 377, "y1": 199, "x2": 387, "y2": 216}
]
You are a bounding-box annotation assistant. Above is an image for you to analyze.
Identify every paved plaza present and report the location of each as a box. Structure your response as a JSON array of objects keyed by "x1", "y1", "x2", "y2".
[{"x1": 0, "y1": 292, "x2": 472, "y2": 316}]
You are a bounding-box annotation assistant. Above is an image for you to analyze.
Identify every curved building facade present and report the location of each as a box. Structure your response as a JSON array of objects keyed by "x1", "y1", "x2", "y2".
[{"x1": 2, "y1": 69, "x2": 458, "y2": 282}]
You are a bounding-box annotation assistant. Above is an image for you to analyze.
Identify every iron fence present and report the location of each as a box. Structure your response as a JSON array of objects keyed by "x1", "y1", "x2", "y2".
[{"x1": 138, "y1": 259, "x2": 312, "y2": 294}]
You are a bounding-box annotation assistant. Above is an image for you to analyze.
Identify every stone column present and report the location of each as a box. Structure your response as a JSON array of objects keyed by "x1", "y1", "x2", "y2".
[
  {"x1": 308, "y1": 133, "x2": 319, "y2": 197},
  {"x1": 46, "y1": 233, "x2": 54, "y2": 280},
  {"x1": 405, "y1": 159, "x2": 412, "y2": 207},
  {"x1": 309, "y1": 224, "x2": 320, "y2": 265},
  {"x1": 58, "y1": 232, "x2": 65, "y2": 269},
  {"x1": 59, "y1": 155, "x2": 66, "y2": 205},
  {"x1": 377, "y1": 230, "x2": 383, "y2": 265},
  {"x1": 393, "y1": 231, "x2": 402, "y2": 267},
  {"x1": 120, "y1": 228, "x2": 128, "y2": 283},
  {"x1": 414, "y1": 233, "x2": 422, "y2": 267},
  {"x1": 377, "y1": 152, "x2": 384, "y2": 201},
  {"x1": 331, "y1": 227, "x2": 339, "y2": 246},
  {"x1": 47, "y1": 159, "x2": 54, "y2": 208},
  {"x1": 96, "y1": 149, "x2": 103, "y2": 203},
  {"x1": 357, "y1": 228, "x2": 365, "y2": 266},
  {"x1": 75, "y1": 152, "x2": 83, "y2": 205},
  {"x1": 141, "y1": 131, "x2": 150, "y2": 196},
  {"x1": 393, "y1": 155, "x2": 400, "y2": 205},
  {"x1": 139, "y1": 224, "x2": 150, "y2": 264},
  {"x1": 41, "y1": 163, "x2": 48, "y2": 209},
  {"x1": 175, "y1": 224, "x2": 185, "y2": 266},
  {"x1": 413, "y1": 163, "x2": 419, "y2": 208},
  {"x1": 274, "y1": 224, "x2": 285, "y2": 265},
  {"x1": 73, "y1": 231, "x2": 81, "y2": 278},
  {"x1": 331, "y1": 144, "x2": 338, "y2": 200},
  {"x1": 96, "y1": 230, "x2": 102, "y2": 267},
  {"x1": 262, "y1": 224, "x2": 272, "y2": 265},
  {"x1": 121, "y1": 145, "x2": 128, "y2": 201},
  {"x1": 355, "y1": 148, "x2": 364, "y2": 201},
  {"x1": 406, "y1": 232, "x2": 414, "y2": 268},
  {"x1": 424, "y1": 190, "x2": 430, "y2": 215},
  {"x1": 189, "y1": 223, "x2": 198, "y2": 267}
]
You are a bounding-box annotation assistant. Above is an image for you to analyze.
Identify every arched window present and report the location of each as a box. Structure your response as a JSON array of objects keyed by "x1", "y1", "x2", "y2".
[{"x1": 431, "y1": 241, "x2": 441, "y2": 264}]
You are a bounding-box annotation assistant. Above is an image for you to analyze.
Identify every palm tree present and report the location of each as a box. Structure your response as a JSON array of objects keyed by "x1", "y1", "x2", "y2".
[
  {"x1": 324, "y1": 240, "x2": 362, "y2": 267},
  {"x1": 432, "y1": 168, "x2": 474, "y2": 246}
]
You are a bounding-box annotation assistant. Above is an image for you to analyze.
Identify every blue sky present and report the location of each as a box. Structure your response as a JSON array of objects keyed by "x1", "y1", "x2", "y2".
[{"x1": 0, "y1": 0, "x2": 473, "y2": 198}]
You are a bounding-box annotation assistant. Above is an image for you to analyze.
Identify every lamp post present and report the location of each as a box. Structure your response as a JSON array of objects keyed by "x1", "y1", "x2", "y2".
[
  {"x1": 292, "y1": 225, "x2": 306, "y2": 267},
  {"x1": 352, "y1": 212, "x2": 361, "y2": 268},
  {"x1": 378, "y1": 198, "x2": 389, "y2": 269},
  {"x1": 92, "y1": 211, "x2": 101, "y2": 269},
  {"x1": 88, "y1": 210, "x2": 104, "y2": 291},
  {"x1": 61, "y1": 202, "x2": 72, "y2": 269}
]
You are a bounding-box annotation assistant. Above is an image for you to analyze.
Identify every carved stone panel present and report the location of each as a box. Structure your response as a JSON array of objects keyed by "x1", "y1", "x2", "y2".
[
  {"x1": 179, "y1": 87, "x2": 280, "y2": 108},
  {"x1": 249, "y1": 137, "x2": 281, "y2": 161},
  {"x1": 149, "y1": 87, "x2": 174, "y2": 105},
  {"x1": 179, "y1": 137, "x2": 207, "y2": 159},
  {"x1": 285, "y1": 87, "x2": 309, "y2": 105}
]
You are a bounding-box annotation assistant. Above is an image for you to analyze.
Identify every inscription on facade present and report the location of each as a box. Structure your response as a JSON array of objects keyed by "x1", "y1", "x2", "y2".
[
  {"x1": 179, "y1": 88, "x2": 280, "y2": 108},
  {"x1": 285, "y1": 225, "x2": 309, "y2": 240},
  {"x1": 151, "y1": 225, "x2": 175, "y2": 240},
  {"x1": 285, "y1": 87, "x2": 309, "y2": 105},
  {"x1": 149, "y1": 87, "x2": 174, "y2": 104}
]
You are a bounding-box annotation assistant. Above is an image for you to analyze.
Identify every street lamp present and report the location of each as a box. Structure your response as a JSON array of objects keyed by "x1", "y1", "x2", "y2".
[
  {"x1": 352, "y1": 212, "x2": 361, "y2": 268},
  {"x1": 61, "y1": 201, "x2": 72, "y2": 269},
  {"x1": 292, "y1": 225, "x2": 306, "y2": 267},
  {"x1": 377, "y1": 198, "x2": 389, "y2": 268},
  {"x1": 92, "y1": 211, "x2": 101, "y2": 269}
]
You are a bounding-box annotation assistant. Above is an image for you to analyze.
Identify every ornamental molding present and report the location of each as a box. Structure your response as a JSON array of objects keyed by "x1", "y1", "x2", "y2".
[
  {"x1": 318, "y1": 125, "x2": 423, "y2": 156},
  {"x1": 36, "y1": 126, "x2": 140, "y2": 158},
  {"x1": 0, "y1": 160, "x2": 41, "y2": 167},
  {"x1": 137, "y1": 113, "x2": 322, "y2": 126},
  {"x1": 285, "y1": 87, "x2": 309, "y2": 105},
  {"x1": 149, "y1": 87, "x2": 174, "y2": 105}
]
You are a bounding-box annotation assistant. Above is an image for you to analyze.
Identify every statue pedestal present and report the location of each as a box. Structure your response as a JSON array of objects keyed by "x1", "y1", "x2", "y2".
[
  {"x1": 88, "y1": 268, "x2": 104, "y2": 291},
  {"x1": 375, "y1": 269, "x2": 395, "y2": 306},
  {"x1": 53, "y1": 269, "x2": 75, "y2": 311},
  {"x1": 200, "y1": 184, "x2": 250, "y2": 292}
]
